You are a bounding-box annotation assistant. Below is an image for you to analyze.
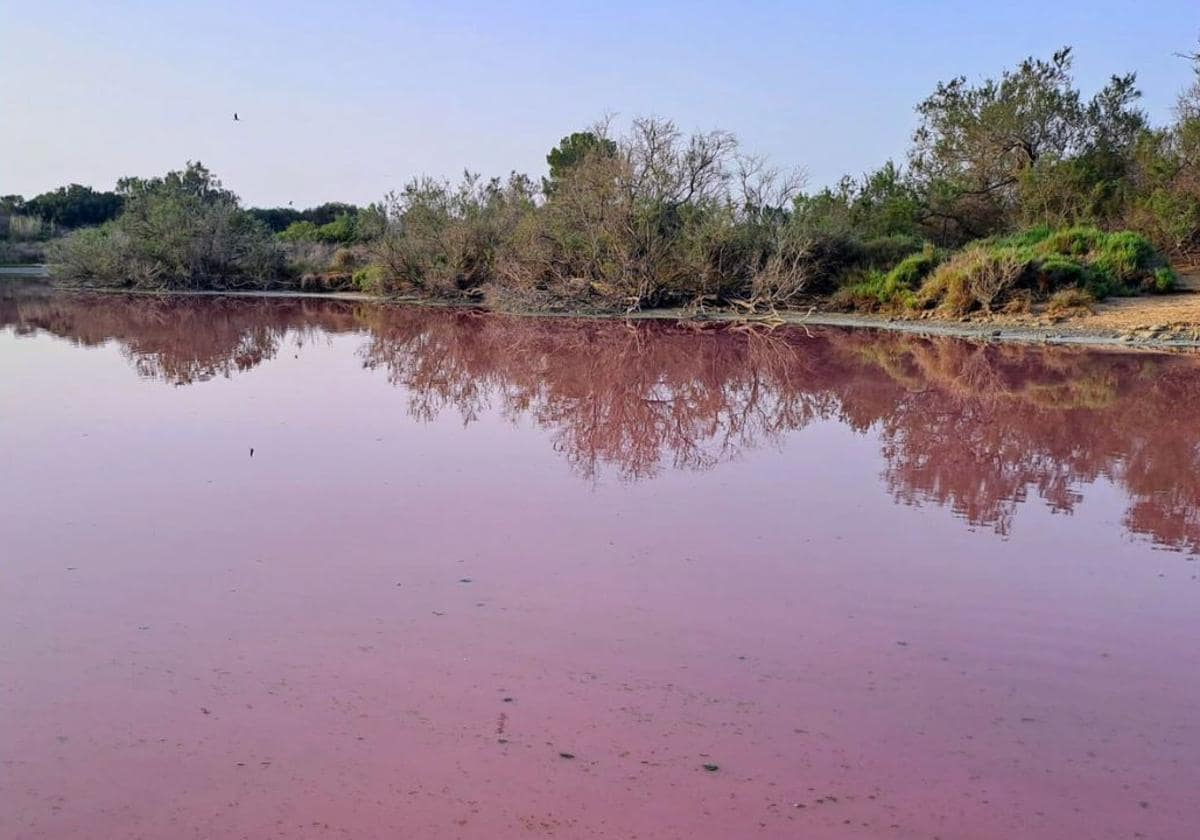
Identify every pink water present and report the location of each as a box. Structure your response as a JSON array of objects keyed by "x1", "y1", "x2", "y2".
[{"x1": 2, "y1": 291, "x2": 1198, "y2": 839}]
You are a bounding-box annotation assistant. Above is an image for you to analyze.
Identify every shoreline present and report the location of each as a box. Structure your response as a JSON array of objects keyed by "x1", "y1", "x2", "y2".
[{"x1": 10, "y1": 272, "x2": 1200, "y2": 351}]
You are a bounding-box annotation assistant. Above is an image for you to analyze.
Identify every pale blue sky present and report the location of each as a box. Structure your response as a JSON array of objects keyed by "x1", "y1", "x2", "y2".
[{"x1": 2, "y1": 1, "x2": 1197, "y2": 207}]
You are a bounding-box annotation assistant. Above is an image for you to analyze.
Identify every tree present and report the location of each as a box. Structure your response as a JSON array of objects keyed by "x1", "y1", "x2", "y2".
[
  {"x1": 543, "y1": 131, "x2": 617, "y2": 194},
  {"x1": 25, "y1": 184, "x2": 123, "y2": 228},
  {"x1": 1123, "y1": 42, "x2": 1200, "y2": 256},
  {"x1": 794, "y1": 162, "x2": 921, "y2": 241},
  {"x1": 303, "y1": 202, "x2": 360, "y2": 226},
  {"x1": 910, "y1": 48, "x2": 1146, "y2": 241},
  {"x1": 247, "y1": 207, "x2": 304, "y2": 232},
  {"x1": 53, "y1": 162, "x2": 281, "y2": 288}
]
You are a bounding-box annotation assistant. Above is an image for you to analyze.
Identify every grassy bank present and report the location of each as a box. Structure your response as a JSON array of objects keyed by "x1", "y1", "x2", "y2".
[{"x1": 832, "y1": 226, "x2": 1176, "y2": 317}]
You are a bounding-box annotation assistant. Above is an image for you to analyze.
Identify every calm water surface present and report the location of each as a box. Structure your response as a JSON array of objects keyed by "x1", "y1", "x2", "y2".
[{"x1": 1, "y1": 291, "x2": 1198, "y2": 839}]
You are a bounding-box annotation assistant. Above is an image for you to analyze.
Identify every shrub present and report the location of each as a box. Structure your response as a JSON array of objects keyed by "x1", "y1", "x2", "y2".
[
  {"x1": 1090, "y1": 231, "x2": 1155, "y2": 284},
  {"x1": 316, "y1": 214, "x2": 358, "y2": 244},
  {"x1": 1041, "y1": 226, "x2": 1107, "y2": 256},
  {"x1": 25, "y1": 185, "x2": 123, "y2": 228},
  {"x1": 963, "y1": 250, "x2": 1027, "y2": 312},
  {"x1": 1046, "y1": 287, "x2": 1096, "y2": 316},
  {"x1": 352, "y1": 265, "x2": 387, "y2": 293},
  {"x1": 913, "y1": 226, "x2": 1173, "y2": 315},
  {"x1": 887, "y1": 245, "x2": 941, "y2": 287},
  {"x1": 831, "y1": 270, "x2": 909, "y2": 311},
  {"x1": 47, "y1": 226, "x2": 134, "y2": 284},
  {"x1": 1034, "y1": 253, "x2": 1099, "y2": 294},
  {"x1": 280, "y1": 240, "x2": 337, "y2": 278},
  {"x1": 50, "y1": 162, "x2": 283, "y2": 289},
  {"x1": 831, "y1": 244, "x2": 939, "y2": 311},
  {"x1": 987, "y1": 225, "x2": 1053, "y2": 250},
  {"x1": 1154, "y1": 266, "x2": 1178, "y2": 292},
  {"x1": 6, "y1": 214, "x2": 53, "y2": 241},
  {"x1": 279, "y1": 221, "x2": 320, "y2": 242},
  {"x1": 859, "y1": 234, "x2": 926, "y2": 268},
  {"x1": 0, "y1": 240, "x2": 48, "y2": 264},
  {"x1": 329, "y1": 247, "x2": 360, "y2": 271}
]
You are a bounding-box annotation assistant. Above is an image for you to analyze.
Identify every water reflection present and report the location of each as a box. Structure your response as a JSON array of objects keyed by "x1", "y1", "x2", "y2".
[{"x1": 5, "y1": 290, "x2": 1200, "y2": 553}]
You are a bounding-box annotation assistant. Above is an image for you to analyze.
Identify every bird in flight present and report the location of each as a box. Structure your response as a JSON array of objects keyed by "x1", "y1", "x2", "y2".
[{"x1": 233, "y1": 112, "x2": 240, "y2": 122}]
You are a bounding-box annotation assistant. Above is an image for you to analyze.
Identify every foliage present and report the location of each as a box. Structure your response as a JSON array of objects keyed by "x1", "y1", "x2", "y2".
[
  {"x1": 4, "y1": 214, "x2": 53, "y2": 242},
  {"x1": 914, "y1": 226, "x2": 1173, "y2": 314},
  {"x1": 1045, "y1": 287, "x2": 1096, "y2": 316},
  {"x1": 247, "y1": 207, "x2": 304, "y2": 232},
  {"x1": 831, "y1": 244, "x2": 940, "y2": 310},
  {"x1": 274, "y1": 206, "x2": 382, "y2": 245},
  {"x1": 51, "y1": 162, "x2": 282, "y2": 289},
  {"x1": 0, "y1": 239, "x2": 48, "y2": 264},
  {"x1": 910, "y1": 47, "x2": 1148, "y2": 244},
  {"x1": 543, "y1": 131, "x2": 618, "y2": 194},
  {"x1": 370, "y1": 171, "x2": 538, "y2": 296},
  {"x1": 37, "y1": 43, "x2": 1200, "y2": 310},
  {"x1": 279, "y1": 220, "x2": 321, "y2": 242},
  {"x1": 25, "y1": 184, "x2": 124, "y2": 228},
  {"x1": 793, "y1": 160, "x2": 924, "y2": 241},
  {"x1": 358, "y1": 119, "x2": 821, "y2": 310}
]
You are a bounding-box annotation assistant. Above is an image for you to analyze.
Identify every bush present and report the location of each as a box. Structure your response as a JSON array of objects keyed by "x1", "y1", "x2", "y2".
[
  {"x1": 831, "y1": 244, "x2": 939, "y2": 310},
  {"x1": 279, "y1": 221, "x2": 320, "y2": 242},
  {"x1": 352, "y1": 265, "x2": 387, "y2": 293},
  {"x1": 317, "y1": 214, "x2": 358, "y2": 244},
  {"x1": 831, "y1": 270, "x2": 906, "y2": 311},
  {"x1": 1045, "y1": 287, "x2": 1096, "y2": 316},
  {"x1": 25, "y1": 185, "x2": 123, "y2": 228},
  {"x1": 47, "y1": 226, "x2": 132, "y2": 281},
  {"x1": 370, "y1": 172, "x2": 536, "y2": 297},
  {"x1": 0, "y1": 240, "x2": 48, "y2": 264},
  {"x1": 1154, "y1": 266, "x2": 1178, "y2": 292},
  {"x1": 916, "y1": 247, "x2": 1024, "y2": 314},
  {"x1": 363, "y1": 120, "x2": 816, "y2": 311},
  {"x1": 1034, "y1": 254, "x2": 1097, "y2": 293},
  {"x1": 887, "y1": 245, "x2": 941, "y2": 287},
  {"x1": 5, "y1": 214, "x2": 54, "y2": 241},
  {"x1": 50, "y1": 162, "x2": 283, "y2": 289},
  {"x1": 913, "y1": 226, "x2": 1173, "y2": 315},
  {"x1": 859, "y1": 234, "x2": 926, "y2": 268}
]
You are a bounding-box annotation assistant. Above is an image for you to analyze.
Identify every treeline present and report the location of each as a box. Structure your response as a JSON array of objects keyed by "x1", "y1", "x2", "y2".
[
  {"x1": 1, "y1": 187, "x2": 123, "y2": 236},
  {"x1": 47, "y1": 45, "x2": 1200, "y2": 316},
  {"x1": 1, "y1": 186, "x2": 124, "y2": 263}
]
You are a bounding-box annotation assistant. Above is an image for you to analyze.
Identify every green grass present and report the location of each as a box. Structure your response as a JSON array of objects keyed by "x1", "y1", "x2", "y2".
[
  {"x1": 910, "y1": 226, "x2": 1176, "y2": 315},
  {"x1": 833, "y1": 244, "x2": 940, "y2": 310}
]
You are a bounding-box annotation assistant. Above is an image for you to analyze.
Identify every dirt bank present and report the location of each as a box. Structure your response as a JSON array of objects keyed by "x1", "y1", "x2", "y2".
[{"x1": 779, "y1": 269, "x2": 1200, "y2": 350}]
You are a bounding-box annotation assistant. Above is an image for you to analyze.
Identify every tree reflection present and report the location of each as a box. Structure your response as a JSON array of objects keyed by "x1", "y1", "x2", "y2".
[{"x1": 5, "y1": 289, "x2": 1200, "y2": 553}]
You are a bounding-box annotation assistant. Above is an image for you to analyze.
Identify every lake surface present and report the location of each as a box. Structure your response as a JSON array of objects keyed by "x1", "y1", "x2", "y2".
[{"x1": 2, "y1": 290, "x2": 1198, "y2": 839}]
